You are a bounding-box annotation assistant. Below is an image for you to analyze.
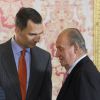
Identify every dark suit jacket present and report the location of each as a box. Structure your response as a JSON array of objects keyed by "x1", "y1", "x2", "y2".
[
  {"x1": 0, "y1": 40, "x2": 52, "y2": 100},
  {"x1": 57, "y1": 56, "x2": 100, "y2": 100},
  {"x1": 0, "y1": 87, "x2": 6, "y2": 100}
]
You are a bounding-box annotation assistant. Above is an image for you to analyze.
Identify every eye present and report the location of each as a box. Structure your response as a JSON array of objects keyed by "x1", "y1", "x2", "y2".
[
  {"x1": 29, "y1": 33, "x2": 38, "y2": 36},
  {"x1": 57, "y1": 47, "x2": 64, "y2": 52}
]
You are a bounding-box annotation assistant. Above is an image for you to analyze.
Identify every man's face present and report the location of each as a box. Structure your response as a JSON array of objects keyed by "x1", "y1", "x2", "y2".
[
  {"x1": 56, "y1": 33, "x2": 76, "y2": 70},
  {"x1": 15, "y1": 20, "x2": 44, "y2": 48}
]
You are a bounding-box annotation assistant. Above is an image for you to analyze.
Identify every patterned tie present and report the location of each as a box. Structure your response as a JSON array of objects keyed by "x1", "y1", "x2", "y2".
[{"x1": 18, "y1": 49, "x2": 27, "y2": 100}]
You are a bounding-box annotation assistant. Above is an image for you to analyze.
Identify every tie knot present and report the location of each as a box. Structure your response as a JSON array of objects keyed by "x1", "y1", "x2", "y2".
[{"x1": 21, "y1": 49, "x2": 26, "y2": 56}]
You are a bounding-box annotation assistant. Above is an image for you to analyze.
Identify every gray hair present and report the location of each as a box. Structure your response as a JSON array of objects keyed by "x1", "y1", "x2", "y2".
[{"x1": 63, "y1": 28, "x2": 87, "y2": 53}]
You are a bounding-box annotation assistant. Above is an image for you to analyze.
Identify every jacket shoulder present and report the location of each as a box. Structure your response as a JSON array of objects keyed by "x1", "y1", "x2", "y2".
[
  {"x1": 0, "y1": 40, "x2": 11, "y2": 52},
  {"x1": 32, "y1": 46, "x2": 50, "y2": 56}
]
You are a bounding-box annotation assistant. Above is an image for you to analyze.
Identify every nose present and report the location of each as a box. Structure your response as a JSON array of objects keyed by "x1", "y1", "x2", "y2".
[
  {"x1": 37, "y1": 32, "x2": 45, "y2": 42},
  {"x1": 34, "y1": 35, "x2": 40, "y2": 42}
]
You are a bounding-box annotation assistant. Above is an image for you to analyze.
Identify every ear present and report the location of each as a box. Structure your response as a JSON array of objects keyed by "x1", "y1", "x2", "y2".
[
  {"x1": 15, "y1": 26, "x2": 21, "y2": 33},
  {"x1": 73, "y1": 43, "x2": 80, "y2": 53}
]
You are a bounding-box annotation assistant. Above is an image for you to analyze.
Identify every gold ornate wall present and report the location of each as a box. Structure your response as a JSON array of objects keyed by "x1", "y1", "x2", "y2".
[{"x1": 94, "y1": 0, "x2": 100, "y2": 71}]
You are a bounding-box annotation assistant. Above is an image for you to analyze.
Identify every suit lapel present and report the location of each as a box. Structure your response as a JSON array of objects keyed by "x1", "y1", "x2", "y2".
[
  {"x1": 26, "y1": 47, "x2": 41, "y2": 99},
  {"x1": 57, "y1": 72, "x2": 72, "y2": 100},
  {"x1": 57, "y1": 65, "x2": 79, "y2": 100},
  {"x1": 1, "y1": 40, "x2": 21, "y2": 100}
]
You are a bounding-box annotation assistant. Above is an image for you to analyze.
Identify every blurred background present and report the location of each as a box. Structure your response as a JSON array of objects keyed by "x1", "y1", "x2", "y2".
[{"x1": 0, "y1": 0, "x2": 95, "y2": 100}]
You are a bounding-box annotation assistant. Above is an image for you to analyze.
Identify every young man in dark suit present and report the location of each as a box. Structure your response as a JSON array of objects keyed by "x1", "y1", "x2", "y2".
[
  {"x1": 56, "y1": 28, "x2": 100, "y2": 100},
  {"x1": 0, "y1": 7, "x2": 52, "y2": 100}
]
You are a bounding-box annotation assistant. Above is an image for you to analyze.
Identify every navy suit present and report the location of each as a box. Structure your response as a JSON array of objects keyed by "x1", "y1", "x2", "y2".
[
  {"x1": 57, "y1": 56, "x2": 100, "y2": 100},
  {"x1": 0, "y1": 40, "x2": 52, "y2": 100}
]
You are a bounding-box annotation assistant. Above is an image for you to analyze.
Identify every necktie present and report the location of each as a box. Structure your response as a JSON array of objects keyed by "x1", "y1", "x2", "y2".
[{"x1": 18, "y1": 49, "x2": 27, "y2": 100}]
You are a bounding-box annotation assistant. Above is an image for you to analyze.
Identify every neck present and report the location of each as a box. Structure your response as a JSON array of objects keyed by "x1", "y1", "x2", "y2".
[
  {"x1": 75, "y1": 50, "x2": 86, "y2": 63},
  {"x1": 14, "y1": 35, "x2": 25, "y2": 49}
]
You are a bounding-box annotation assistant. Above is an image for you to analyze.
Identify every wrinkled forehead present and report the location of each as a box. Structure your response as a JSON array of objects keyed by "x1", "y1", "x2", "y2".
[{"x1": 27, "y1": 20, "x2": 44, "y2": 33}]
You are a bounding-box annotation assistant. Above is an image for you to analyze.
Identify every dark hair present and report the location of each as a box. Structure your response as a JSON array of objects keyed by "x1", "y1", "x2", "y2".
[
  {"x1": 63, "y1": 28, "x2": 87, "y2": 53},
  {"x1": 15, "y1": 7, "x2": 42, "y2": 30}
]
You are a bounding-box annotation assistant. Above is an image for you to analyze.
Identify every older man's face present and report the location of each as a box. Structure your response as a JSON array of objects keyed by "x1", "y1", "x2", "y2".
[{"x1": 56, "y1": 33, "x2": 76, "y2": 70}]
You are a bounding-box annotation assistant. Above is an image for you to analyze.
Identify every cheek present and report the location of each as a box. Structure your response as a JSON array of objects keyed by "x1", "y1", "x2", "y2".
[
  {"x1": 28, "y1": 35, "x2": 40, "y2": 40},
  {"x1": 65, "y1": 48, "x2": 74, "y2": 60},
  {"x1": 61, "y1": 51, "x2": 68, "y2": 62},
  {"x1": 27, "y1": 36, "x2": 35, "y2": 41}
]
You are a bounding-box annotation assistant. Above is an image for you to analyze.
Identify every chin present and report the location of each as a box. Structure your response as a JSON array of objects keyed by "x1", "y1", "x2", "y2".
[
  {"x1": 61, "y1": 63, "x2": 66, "y2": 67},
  {"x1": 30, "y1": 45, "x2": 36, "y2": 48}
]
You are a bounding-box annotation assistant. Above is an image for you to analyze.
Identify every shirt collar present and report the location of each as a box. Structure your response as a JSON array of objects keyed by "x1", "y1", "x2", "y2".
[{"x1": 67, "y1": 54, "x2": 87, "y2": 74}]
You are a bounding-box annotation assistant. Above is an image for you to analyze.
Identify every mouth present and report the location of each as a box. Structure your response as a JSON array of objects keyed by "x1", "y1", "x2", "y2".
[
  {"x1": 34, "y1": 41, "x2": 37, "y2": 44},
  {"x1": 33, "y1": 42, "x2": 37, "y2": 46},
  {"x1": 31, "y1": 40, "x2": 38, "y2": 44},
  {"x1": 59, "y1": 58, "x2": 63, "y2": 63},
  {"x1": 59, "y1": 57, "x2": 63, "y2": 61},
  {"x1": 29, "y1": 42, "x2": 37, "y2": 47},
  {"x1": 59, "y1": 58, "x2": 65, "y2": 65}
]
